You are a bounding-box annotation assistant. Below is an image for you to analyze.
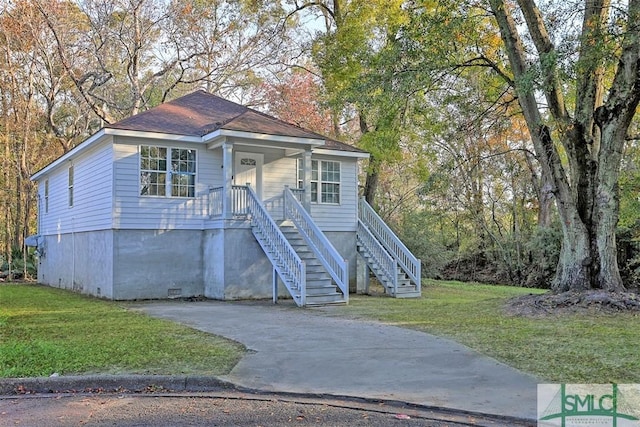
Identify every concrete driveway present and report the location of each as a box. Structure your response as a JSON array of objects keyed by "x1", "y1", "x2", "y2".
[{"x1": 132, "y1": 300, "x2": 539, "y2": 420}]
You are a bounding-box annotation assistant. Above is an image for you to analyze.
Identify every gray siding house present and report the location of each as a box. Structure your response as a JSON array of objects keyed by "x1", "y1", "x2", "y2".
[{"x1": 30, "y1": 91, "x2": 420, "y2": 306}]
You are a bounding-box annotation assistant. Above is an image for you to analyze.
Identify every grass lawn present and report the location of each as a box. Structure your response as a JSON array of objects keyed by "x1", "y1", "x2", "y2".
[
  {"x1": 346, "y1": 280, "x2": 640, "y2": 384},
  {"x1": 0, "y1": 283, "x2": 244, "y2": 378},
  {"x1": 3, "y1": 281, "x2": 637, "y2": 384}
]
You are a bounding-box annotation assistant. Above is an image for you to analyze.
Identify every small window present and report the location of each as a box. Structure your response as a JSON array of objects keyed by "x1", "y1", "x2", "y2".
[
  {"x1": 240, "y1": 158, "x2": 257, "y2": 166},
  {"x1": 68, "y1": 166, "x2": 74, "y2": 207},
  {"x1": 44, "y1": 179, "x2": 49, "y2": 213}
]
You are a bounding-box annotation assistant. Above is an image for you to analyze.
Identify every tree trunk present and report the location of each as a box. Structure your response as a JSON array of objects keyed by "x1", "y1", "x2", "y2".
[
  {"x1": 359, "y1": 113, "x2": 379, "y2": 205},
  {"x1": 489, "y1": 0, "x2": 640, "y2": 293},
  {"x1": 363, "y1": 156, "x2": 379, "y2": 205}
]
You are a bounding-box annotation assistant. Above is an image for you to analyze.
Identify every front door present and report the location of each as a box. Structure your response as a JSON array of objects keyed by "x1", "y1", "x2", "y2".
[{"x1": 234, "y1": 152, "x2": 264, "y2": 199}]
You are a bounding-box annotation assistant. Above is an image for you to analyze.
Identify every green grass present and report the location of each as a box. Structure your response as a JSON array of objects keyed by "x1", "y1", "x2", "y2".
[
  {"x1": 0, "y1": 284, "x2": 244, "y2": 378},
  {"x1": 3, "y1": 281, "x2": 638, "y2": 384},
  {"x1": 345, "y1": 280, "x2": 640, "y2": 384}
]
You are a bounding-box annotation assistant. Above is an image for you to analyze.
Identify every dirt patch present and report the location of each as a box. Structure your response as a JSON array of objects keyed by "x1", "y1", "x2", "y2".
[{"x1": 504, "y1": 289, "x2": 640, "y2": 317}]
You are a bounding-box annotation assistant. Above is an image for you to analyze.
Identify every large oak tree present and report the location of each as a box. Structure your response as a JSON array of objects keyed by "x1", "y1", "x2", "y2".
[{"x1": 488, "y1": 0, "x2": 640, "y2": 292}]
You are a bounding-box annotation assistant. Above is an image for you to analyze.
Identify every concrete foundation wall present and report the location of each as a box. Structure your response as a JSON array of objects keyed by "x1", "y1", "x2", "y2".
[
  {"x1": 37, "y1": 231, "x2": 114, "y2": 298},
  {"x1": 112, "y1": 230, "x2": 204, "y2": 300},
  {"x1": 37, "y1": 228, "x2": 358, "y2": 301},
  {"x1": 204, "y1": 225, "x2": 277, "y2": 300},
  {"x1": 323, "y1": 231, "x2": 358, "y2": 292}
]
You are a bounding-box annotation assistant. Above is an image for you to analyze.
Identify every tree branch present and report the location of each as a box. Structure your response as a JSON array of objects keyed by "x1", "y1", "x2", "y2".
[{"x1": 515, "y1": 0, "x2": 569, "y2": 124}]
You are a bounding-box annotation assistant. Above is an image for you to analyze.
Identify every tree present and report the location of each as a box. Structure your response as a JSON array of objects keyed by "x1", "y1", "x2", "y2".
[
  {"x1": 261, "y1": 70, "x2": 335, "y2": 136},
  {"x1": 287, "y1": 0, "x2": 416, "y2": 205},
  {"x1": 487, "y1": 0, "x2": 640, "y2": 292}
]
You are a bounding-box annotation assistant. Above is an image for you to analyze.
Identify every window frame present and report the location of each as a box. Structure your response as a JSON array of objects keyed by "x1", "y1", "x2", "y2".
[
  {"x1": 296, "y1": 158, "x2": 341, "y2": 205},
  {"x1": 68, "y1": 166, "x2": 74, "y2": 207},
  {"x1": 44, "y1": 179, "x2": 49, "y2": 213},
  {"x1": 139, "y1": 145, "x2": 197, "y2": 198}
]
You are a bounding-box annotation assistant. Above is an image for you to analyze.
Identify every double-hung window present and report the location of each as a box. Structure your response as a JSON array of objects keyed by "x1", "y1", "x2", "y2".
[
  {"x1": 140, "y1": 145, "x2": 196, "y2": 197},
  {"x1": 297, "y1": 159, "x2": 341, "y2": 204}
]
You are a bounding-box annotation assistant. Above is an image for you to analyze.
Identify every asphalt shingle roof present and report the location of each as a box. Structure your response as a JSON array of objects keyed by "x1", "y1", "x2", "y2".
[{"x1": 107, "y1": 90, "x2": 364, "y2": 153}]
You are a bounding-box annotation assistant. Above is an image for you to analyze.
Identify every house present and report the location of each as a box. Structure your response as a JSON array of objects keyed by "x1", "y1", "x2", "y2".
[{"x1": 30, "y1": 91, "x2": 421, "y2": 306}]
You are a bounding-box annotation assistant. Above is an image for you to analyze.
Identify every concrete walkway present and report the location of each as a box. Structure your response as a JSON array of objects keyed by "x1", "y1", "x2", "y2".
[{"x1": 132, "y1": 300, "x2": 539, "y2": 420}]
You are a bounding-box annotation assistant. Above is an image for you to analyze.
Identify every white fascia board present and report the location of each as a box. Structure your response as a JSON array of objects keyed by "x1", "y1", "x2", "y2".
[
  {"x1": 30, "y1": 128, "x2": 202, "y2": 181},
  {"x1": 31, "y1": 129, "x2": 108, "y2": 181},
  {"x1": 104, "y1": 128, "x2": 202, "y2": 143},
  {"x1": 204, "y1": 129, "x2": 325, "y2": 149},
  {"x1": 312, "y1": 148, "x2": 370, "y2": 159}
]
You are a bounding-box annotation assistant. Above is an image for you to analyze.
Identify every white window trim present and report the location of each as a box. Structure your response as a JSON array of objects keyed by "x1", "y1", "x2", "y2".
[
  {"x1": 297, "y1": 158, "x2": 341, "y2": 205},
  {"x1": 44, "y1": 179, "x2": 49, "y2": 213},
  {"x1": 139, "y1": 145, "x2": 197, "y2": 198},
  {"x1": 68, "y1": 166, "x2": 74, "y2": 208}
]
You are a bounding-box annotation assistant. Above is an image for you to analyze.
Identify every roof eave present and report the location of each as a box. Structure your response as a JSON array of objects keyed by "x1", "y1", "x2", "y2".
[
  {"x1": 313, "y1": 148, "x2": 370, "y2": 158},
  {"x1": 31, "y1": 129, "x2": 108, "y2": 181},
  {"x1": 30, "y1": 128, "x2": 203, "y2": 181},
  {"x1": 204, "y1": 129, "x2": 326, "y2": 149}
]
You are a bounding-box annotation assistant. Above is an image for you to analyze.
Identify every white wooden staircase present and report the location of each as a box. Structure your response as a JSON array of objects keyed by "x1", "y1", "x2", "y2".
[
  {"x1": 214, "y1": 185, "x2": 418, "y2": 306},
  {"x1": 357, "y1": 199, "x2": 421, "y2": 298},
  {"x1": 246, "y1": 185, "x2": 348, "y2": 307},
  {"x1": 280, "y1": 223, "x2": 346, "y2": 305}
]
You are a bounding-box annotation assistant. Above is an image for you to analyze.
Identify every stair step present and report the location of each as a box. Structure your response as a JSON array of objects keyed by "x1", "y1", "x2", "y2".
[
  {"x1": 307, "y1": 278, "x2": 332, "y2": 288},
  {"x1": 392, "y1": 291, "x2": 421, "y2": 298},
  {"x1": 305, "y1": 285, "x2": 339, "y2": 296},
  {"x1": 304, "y1": 293, "x2": 346, "y2": 305},
  {"x1": 306, "y1": 271, "x2": 330, "y2": 280}
]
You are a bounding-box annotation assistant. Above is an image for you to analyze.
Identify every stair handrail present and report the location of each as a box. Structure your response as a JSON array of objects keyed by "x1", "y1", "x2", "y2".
[
  {"x1": 283, "y1": 186, "x2": 349, "y2": 302},
  {"x1": 245, "y1": 185, "x2": 306, "y2": 306},
  {"x1": 357, "y1": 219, "x2": 398, "y2": 295},
  {"x1": 358, "y1": 198, "x2": 421, "y2": 288}
]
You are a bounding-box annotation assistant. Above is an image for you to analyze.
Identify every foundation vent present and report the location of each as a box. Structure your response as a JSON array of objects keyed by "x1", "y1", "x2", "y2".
[{"x1": 168, "y1": 288, "x2": 182, "y2": 298}]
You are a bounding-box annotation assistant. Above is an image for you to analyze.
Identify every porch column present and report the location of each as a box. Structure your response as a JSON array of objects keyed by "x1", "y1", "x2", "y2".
[
  {"x1": 222, "y1": 142, "x2": 233, "y2": 219},
  {"x1": 302, "y1": 149, "x2": 312, "y2": 212}
]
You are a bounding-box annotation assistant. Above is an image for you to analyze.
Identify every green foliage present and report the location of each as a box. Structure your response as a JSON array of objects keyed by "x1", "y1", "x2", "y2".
[
  {"x1": 523, "y1": 225, "x2": 562, "y2": 289},
  {"x1": 0, "y1": 247, "x2": 37, "y2": 278},
  {"x1": 348, "y1": 281, "x2": 640, "y2": 383},
  {"x1": 394, "y1": 211, "x2": 454, "y2": 279},
  {"x1": 616, "y1": 226, "x2": 640, "y2": 290},
  {"x1": 0, "y1": 284, "x2": 244, "y2": 377}
]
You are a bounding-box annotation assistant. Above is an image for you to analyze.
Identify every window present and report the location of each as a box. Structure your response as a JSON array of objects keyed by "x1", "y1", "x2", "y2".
[
  {"x1": 68, "y1": 166, "x2": 74, "y2": 207},
  {"x1": 170, "y1": 148, "x2": 196, "y2": 197},
  {"x1": 297, "y1": 159, "x2": 340, "y2": 204},
  {"x1": 44, "y1": 179, "x2": 49, "y2": 213},
  {"x1": 140, "y1": 146, "x2": 196, "y2": 197},
  {"x1": 320, "y1": 160, "x2": 340, "y2": 204}
]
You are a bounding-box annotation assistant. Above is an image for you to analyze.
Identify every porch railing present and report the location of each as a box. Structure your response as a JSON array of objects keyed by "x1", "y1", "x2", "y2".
[
  {"x1": 357, "y1": 219, "x2": 398, "y2": 294},
  {"x1": 358, "y1": 198, "x2": 421, "y2": 289},
  {"x1": 209, "y1": 185, "x2": 251, "y2": 218},
  {"x1": 246, "y1": 185, "x2": 306, "y2": 307},
  {"x1": 209, "y1": 187, "x2": 223, "y2": 217},
  {"x1": 283, "y1": 186, "x2": 349, "y2": 301}
]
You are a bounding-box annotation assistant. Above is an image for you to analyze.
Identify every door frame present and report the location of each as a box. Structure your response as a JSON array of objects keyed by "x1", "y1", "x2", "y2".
[{"x1": 234, "y1": 152, "x2": 264, "y2": 199}]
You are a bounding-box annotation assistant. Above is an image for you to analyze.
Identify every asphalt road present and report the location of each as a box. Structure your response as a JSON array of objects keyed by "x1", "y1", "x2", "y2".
[{"x1": 0, "y1": 391, "x2": 534, "y2": 427}]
